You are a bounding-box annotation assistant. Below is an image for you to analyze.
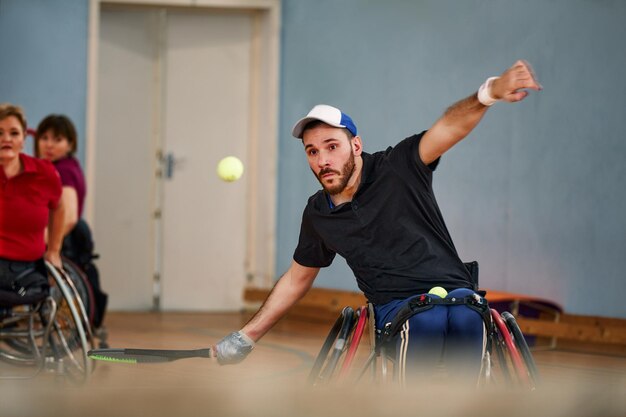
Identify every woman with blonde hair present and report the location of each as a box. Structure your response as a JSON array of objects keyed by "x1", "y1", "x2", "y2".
[{"x1": 0, "y1": 103, "x2": 64, "y2": 298}]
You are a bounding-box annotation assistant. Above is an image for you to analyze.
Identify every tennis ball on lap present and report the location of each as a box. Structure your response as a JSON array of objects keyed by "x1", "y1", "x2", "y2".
[
  {"x1": 428, "y1": 286, "x2": 448, "y2": 298},
  {"x1": 217, "y1": 156, "x2": 244, "y2": 182}
]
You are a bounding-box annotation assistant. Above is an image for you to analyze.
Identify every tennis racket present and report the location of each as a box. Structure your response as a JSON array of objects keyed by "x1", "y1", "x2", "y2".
[{"x1": 88, "y1": 347, "x2": 214, "y2": 363}]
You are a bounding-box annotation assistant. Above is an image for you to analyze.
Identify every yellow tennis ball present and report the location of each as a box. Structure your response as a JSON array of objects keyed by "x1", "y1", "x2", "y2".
[
  {"x1": 428, "y1": 286, "x2": 448, "y2": 299},
  {"x1": 217, "y1": 156, "x2": 244, "y2": 182}
]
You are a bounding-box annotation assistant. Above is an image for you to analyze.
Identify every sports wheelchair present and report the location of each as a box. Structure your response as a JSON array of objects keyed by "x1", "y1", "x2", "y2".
[
  {"x1": 0, "y1": 259, "x2": 96, "y2": 383},
  {"x1": 308, "y1": 264, "x2": 539, "y2": 389}
]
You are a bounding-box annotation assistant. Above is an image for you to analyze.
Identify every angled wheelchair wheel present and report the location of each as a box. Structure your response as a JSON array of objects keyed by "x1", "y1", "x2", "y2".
[
  {"x1": 490, "y1": 309, "x2": 532, "y2": 389},
  {"x1": 0, "y1": 296, "x2": 59, "y2": 380},
  {"x1": 338, "y1": 305, "x2": 368, "y2": 380},
  {"x1": 353, "y1": 303, "x2": 383, "y2": 384},
  {"x1": 58, "y1": 264, "x2": 96, "y2": 350},
  {"x1": 307, "y1": 310, "x2": 344, "y2": 385},
  {"x1": 502, "y1": 311, "x2": 539, "y2": 386},
  {"x1": 46, "y1": 262, "x2": 94, "y2": 383},
  {"x1": 490, "y1": 325, "x2": 513, "y2": 384},
  {"x1": 307, "y1": 306, "x2": 355, "y2": 386},
  {"x1": 62, "y1": 257, "x2": 96, "y2": 328},
  {"x1": 319, "y1": 306, "x2": 356, "y2": 382}
]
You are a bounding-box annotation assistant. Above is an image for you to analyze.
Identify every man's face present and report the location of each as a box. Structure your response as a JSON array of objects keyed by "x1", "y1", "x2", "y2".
[{"x1": 302, "y1": 124, "x2": 357, "y2": 195}]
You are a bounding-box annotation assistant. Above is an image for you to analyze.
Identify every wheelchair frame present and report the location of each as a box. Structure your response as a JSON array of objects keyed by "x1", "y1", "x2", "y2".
[
  {"x1": 0, "y1": 260, "x2": 95, "y2": 383},
  {"x1": 308, "y1": 301, "x2": 539, "y2": 390}
]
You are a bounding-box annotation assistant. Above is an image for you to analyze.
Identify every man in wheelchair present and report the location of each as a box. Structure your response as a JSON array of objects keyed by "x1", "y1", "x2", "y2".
[{"x1": 215, "y1": 61, "x2": 541, "y2": 384}]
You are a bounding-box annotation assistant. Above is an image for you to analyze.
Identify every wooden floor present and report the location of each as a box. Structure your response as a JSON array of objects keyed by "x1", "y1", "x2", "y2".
[{"x1": 2, "y1": 311, "x2": 626, "y2": 417}]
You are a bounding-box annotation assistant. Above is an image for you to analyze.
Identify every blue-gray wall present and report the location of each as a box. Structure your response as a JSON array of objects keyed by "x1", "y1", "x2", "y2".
[
  {"x1": 0, "y1": 0, "x2": 88, "y2": 160},
  {"x1": 2, "y1": 0, "x2": 625, "y2": 318},
  {"x1": 277, "y1": 0, "x2": 626, "y2": 318}
]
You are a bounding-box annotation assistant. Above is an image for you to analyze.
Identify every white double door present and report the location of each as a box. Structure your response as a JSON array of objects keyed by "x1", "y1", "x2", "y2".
[{"x1": 96, "y1": 7, "x2": 251, "y2": 311}]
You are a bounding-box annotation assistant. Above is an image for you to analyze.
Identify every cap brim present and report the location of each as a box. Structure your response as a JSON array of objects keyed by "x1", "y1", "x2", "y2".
[{"x1": 291, "y1": 116, "x2": 346, "y2": 139}]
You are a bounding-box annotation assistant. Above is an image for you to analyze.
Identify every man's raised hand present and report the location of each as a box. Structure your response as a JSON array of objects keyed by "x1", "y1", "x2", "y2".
[{"x1": 491, "y1": 60, "x2": 542, "y2": 103}]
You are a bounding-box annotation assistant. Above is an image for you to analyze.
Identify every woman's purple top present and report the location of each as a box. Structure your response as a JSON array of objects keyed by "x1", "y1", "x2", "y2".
[{"x1": 54, "y1": 157, "x2": 86, "y2": 217}]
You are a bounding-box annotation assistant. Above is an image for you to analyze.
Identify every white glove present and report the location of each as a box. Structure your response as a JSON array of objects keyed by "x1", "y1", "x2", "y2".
[{"x1": 215, "y1": 331, "x2": 255, "y2": 365}]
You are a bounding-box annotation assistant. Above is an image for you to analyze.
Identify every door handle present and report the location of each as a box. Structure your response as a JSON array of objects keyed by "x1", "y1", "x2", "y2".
[
  {"x1": 161, "y1": 152, "x2": 187, "y2": 179},
  {"x1": 164, "y1": 152, "x2": 175, "y2": 179}
]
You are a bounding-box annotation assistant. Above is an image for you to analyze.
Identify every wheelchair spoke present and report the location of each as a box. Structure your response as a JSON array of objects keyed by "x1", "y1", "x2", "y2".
[
  {"x1": 52, "y1": 320, "x2": 84, "y2": 371},
  {"x1": 45, "y1": 261, "x2": 93, "y2": 383},
  {"x1": 1, "y1": 262, "x2": 92, "y2": 382}
]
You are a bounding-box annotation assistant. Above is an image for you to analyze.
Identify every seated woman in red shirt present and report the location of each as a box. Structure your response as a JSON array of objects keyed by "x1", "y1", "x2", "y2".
[{"x1": 0, "y1": 103, "x2": 64, "y2": 298}]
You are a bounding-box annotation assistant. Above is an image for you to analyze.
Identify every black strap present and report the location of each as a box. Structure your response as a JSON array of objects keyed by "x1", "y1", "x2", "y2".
[
  {"x1": 12, "y1": 266, "x2": 42, "y2": 296},
  {"x1": 380, "y1": 293, "x2": 492, "y2": 346}
]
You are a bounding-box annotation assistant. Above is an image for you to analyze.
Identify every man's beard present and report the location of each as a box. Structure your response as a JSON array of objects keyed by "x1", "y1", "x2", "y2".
[{"x1": 313, "y1": 151, "x2": 356, "y2": 195}]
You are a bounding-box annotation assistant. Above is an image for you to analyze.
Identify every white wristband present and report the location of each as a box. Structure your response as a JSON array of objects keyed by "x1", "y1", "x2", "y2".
[{"x1": 477, "y1": 76, "x2": 499, "y2": 106}]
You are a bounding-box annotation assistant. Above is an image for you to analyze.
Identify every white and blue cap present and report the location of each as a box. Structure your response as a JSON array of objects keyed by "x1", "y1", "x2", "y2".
[{"x1": 291, "y1": 104, "x2": 357, "y2": 139}]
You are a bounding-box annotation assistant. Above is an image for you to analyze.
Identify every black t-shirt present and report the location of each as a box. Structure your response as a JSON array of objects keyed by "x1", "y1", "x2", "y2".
[{"x1": 293, "y1": 132, "x2": 472, "y2": 305}]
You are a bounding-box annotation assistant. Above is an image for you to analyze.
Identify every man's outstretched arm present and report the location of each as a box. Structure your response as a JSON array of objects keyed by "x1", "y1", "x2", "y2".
[
  {"x1": 419, "y1": 60, "x2": 542, "y2": 165},
  {"x1": 215, "y1": 261, "x2": 320, "y2": 364}
]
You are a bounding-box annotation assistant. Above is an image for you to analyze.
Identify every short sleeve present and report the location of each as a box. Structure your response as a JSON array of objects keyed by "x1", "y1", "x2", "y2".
[
  {"x1": 386, "y1": 131, "x2": 440, "y2": 191},
  {"x1": 57, "y1": 162, "x2": 79, "y2": 189},
  {"x1": 47, "y1": 165, "x2": 63, "y2": 210}
]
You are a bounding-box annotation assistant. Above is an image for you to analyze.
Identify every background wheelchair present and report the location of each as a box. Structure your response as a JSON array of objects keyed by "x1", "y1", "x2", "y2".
[
  {"x1": 0, "y1": 259, "x2": 96, "y2": 383},
  {"x1": 307, "y1": 266, "x2": 539, "y2": 390}
]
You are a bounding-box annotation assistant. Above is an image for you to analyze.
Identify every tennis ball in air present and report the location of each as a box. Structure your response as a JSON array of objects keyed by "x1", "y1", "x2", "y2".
[
  {"x1": 428, "y1": 286, "x2": 448, "y2": 299},
  {"x1": 217, "y1": 156, "x2": 244, "y2": 182}
]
